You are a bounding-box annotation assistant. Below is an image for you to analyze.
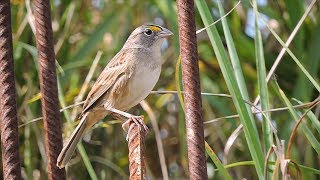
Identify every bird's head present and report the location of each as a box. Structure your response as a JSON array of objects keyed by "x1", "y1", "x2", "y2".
[{"x1": 124, "y1": 24, "x2": 173, "y2": 50}]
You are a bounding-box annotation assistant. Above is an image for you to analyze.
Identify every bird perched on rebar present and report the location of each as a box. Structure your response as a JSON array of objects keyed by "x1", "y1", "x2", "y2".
[{"x1": 57, "y1": 24, "x2": 173, "y2": 168}]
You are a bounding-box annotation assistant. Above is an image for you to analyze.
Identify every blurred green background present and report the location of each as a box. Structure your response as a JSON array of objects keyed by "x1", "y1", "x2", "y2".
[{"x1": 4, "y1": 0, "x2": 320, "y2": 179}]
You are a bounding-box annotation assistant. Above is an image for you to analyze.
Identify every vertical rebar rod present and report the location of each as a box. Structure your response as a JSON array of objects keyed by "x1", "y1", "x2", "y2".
[
  {"x1": 0, "y1": 1, "x2": 22, "y2": 179},
  {"x1": 33, "y1": 0, "x2": 66, "y2": 179},
  {"x1": 176, "y1": 0, "x2": 208, "y2": 179},
  {"x1": 128, "y1": 122, "x2": 147, "y2": 180}
]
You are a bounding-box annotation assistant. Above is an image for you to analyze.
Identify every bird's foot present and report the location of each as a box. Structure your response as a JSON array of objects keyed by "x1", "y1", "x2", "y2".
[{"x1": 122, "y1": 115, "x2": 148, "y2": 141}]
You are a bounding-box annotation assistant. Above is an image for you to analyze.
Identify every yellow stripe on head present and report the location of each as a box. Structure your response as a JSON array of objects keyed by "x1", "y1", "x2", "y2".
[{"x1": 147, "y1": 25, "x2": 162, "y2": 32}]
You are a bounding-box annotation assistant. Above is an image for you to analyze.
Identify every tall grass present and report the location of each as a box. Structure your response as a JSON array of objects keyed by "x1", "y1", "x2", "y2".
[{"x1": 7, "y1": 0, "x2": 320, "y2": 179}]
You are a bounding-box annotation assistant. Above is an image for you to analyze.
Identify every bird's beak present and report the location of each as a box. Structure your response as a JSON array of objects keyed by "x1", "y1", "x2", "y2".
[{"x1": 159, "y1": 28, "x2": 173, "y2": 38}]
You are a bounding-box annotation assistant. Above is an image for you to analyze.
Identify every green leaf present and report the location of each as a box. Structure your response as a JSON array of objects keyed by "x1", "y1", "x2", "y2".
[
  {"x1": 196, "y1": 0, "x2": 264, "y2": 178},
  {"x1": 252, "y1": 0, "x2": 273, "y2": 153},
  {"x1": 223, "y1": 161, "x2": 320, "y2": 175},
  {"x1": 57, "y1": 76, "x2": 98, "y2": 180},
  {"x1": 205, "y1": 141, "x2": 232, "y2": 179},
  {"x1": 263, "y1": 16, "x2": 320, "y2": 92},
  {"x1": 292, "y1": 99, "x2": 320, "y2": 135},
  {"x1": 274, "y1": 82, "x2": 320, "y2": 155}
]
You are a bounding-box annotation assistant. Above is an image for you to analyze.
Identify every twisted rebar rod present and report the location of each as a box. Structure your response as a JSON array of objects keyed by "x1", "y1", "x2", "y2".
[
  {"x1": 177, "y1": 0, "x2": 208, "y2": 179},
  {"x1": 0, "y1": 0, "x2": 22, "y2": 179},
  {"x1": 128, "y1": 122, "x2": 147, "y2": 180},
  {"x1": 33, "y1": 0, "x2": 66, "y2": 179}
]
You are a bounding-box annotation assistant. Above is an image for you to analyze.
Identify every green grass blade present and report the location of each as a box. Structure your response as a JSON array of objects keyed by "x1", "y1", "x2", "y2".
[
  {"x1": 222, "y1": 161, "x2": 320, "y2": 175},
  {"x1": 77, "y1": 144, "x2": 98, "y2": 180},
  {"x1": 216, "y1": 1, "x2": 250, "y2": 100},
  {"x1": 292, "y1": 99, "x2": 320, "y2": 135},
  {"x1": 57, "y1": 76, "x2": 98, "y2": 180},
  {"x1": 205, "y1": 141, "x2": 232, "y2": 179},
  {"x1": 284, "y1": 0, "x2": 304, "y2": 56},
  {"x1": 24, "y1": 121, "x2": 32, "y2": 179},
  {"x1": 294, "y1": 26, "x2": 320, "y2": 101},
  {"x1": 90, "y1": 156, "x2": 128, "y2": 178},
  {"x1": 273, "y1": 82, "x2": 320, "y2": 155},
  {"x1": 223, "y1": 161, "x2": 255, "y2": 169},
  {"x1": 264, "y1": 18, "x2": 320, "y2": 92},
  {"x1": 175, "y1": 56, "x2": 184, "y2": 111},
  {"x1": 196, "y1": 0, "x2": 264, "y2": 178},
  {"x1": 252, "y1": 0, "x2": 272, "y2": 153},
  {"x1": 305, "y1": 109, "x2": 320, "y2": 135},
  {"x1": 174, "y1": 56, "x2": 188, "y2": 169}
]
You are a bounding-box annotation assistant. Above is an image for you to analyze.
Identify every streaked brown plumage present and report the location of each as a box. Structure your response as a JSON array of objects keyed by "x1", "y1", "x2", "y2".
[{"x1": 57, "y1": 24, "x2": 173, "y2": 168}]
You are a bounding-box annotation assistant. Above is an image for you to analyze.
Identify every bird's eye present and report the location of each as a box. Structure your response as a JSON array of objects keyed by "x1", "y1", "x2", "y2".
[{"x1": 144, "y1": 28, "x2": 153, "y2": 36}]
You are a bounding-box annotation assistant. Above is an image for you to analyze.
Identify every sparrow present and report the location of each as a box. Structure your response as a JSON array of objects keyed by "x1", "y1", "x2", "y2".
[{"x1": 57, "y1": 24, "x2": 173, "y2": 168}]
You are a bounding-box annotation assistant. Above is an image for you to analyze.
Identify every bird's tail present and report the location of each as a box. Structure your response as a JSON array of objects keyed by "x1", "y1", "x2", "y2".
[{"x1": 57, "y1": 113, "x2": 89, "y2": 169}]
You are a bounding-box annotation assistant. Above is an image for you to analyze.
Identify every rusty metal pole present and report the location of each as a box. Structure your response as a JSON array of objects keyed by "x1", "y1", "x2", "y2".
[
  {"x1": 127, "y1": 122, "x2": 147, "y2": 180},
  {"x1": 33, "y1": 0, "x2": 66, "y2": 179},
  {"x1": 177, "y1": 0, "x2": 208, "y2": 179},
  {"x1": 0, "y1": 0, "x2": 22, "y2": 179}
]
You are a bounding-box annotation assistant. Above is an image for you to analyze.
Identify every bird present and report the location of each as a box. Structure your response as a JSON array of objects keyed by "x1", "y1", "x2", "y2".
[{"x1": 57, "y1": 24, "x2": 173, "y2": 168}]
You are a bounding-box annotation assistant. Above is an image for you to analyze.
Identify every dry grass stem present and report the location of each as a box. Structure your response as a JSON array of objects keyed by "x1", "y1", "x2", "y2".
[
  {"x1": 205, "y1": 102, "x2": 313, "y2": 124},
  {"x1": 286, "y1": 96, "x2": 320, "y2": 159},
  {"x1": 70, "y1": 51, "x2": 103, "y2": 121},
  {"x1": 196, "y1": 1, "x2": 241, "y2": 34},
  {"x1": 253, "y1": 0, "x2": 318, "y2": 106}
]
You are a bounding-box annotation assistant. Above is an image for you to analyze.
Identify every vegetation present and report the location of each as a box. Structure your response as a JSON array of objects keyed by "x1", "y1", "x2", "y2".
[{"x1": 6, "y1": 0, "x2": 320, "y2": 179}]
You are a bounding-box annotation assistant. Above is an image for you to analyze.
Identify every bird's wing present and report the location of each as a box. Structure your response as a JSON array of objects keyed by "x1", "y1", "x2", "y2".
[{"x1": 80, "y1": 48, "x2": 134, "y2": 115}]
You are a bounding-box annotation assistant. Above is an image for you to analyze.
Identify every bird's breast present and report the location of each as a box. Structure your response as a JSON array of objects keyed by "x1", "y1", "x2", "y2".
[
  {"x1": 131, "y1": 65, "x2": 160, "y2": 93},
  {"x1": 117, "y1": 61, "x2": 161, "y2": 111}
]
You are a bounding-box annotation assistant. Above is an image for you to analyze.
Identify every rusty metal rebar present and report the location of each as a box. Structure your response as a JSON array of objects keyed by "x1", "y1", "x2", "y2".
[
  {"x1": 128, "y1": 122, "x2": 147, "y2": 180},
  {"x1": 0, "y1": 1, "x2": 22, "y2": 179},
  {"x1": 33, "y1": 0, "x2": 66, "y2": 179},
  {"x1": 177, "y1": 0, "x2": 208, "y2": 179}
]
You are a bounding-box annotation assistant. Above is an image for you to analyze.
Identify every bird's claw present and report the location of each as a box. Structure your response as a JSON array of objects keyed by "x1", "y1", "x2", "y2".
[{"x1": 122, "y1": 115, "x2": 149, "y2": 141}]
